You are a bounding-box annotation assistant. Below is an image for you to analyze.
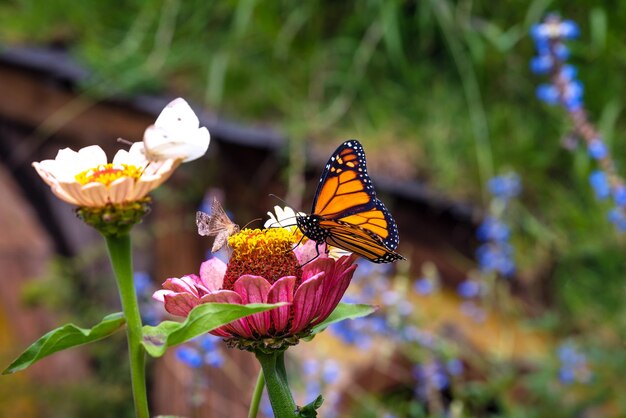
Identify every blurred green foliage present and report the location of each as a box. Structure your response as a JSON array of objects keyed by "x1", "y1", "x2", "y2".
[{"x1": 1, "y1": 0, "x2": 626, "y2": 416}]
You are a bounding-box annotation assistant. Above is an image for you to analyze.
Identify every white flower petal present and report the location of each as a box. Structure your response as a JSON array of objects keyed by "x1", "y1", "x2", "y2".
[
  {"x1": 77, "y1": 145, "x2": 108, "y2": 173},
  {"x1": 80, "y1": 182, "x2": 108, "y2": 206},
  {"x1": 108, "y1": 177, "x2": 134, "y2": 203}
]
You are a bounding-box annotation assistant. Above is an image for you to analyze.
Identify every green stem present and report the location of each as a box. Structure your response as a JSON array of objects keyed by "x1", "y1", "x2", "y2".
[
  {"x1": 255, "y1": 351, "x2": 297, "y2": 418},
  {"x1": 105, "y1": 234, "x2": 150, "y2": 418},
  {"x1": 248, "y1": 368, "x2": 265, "y2": 418}
]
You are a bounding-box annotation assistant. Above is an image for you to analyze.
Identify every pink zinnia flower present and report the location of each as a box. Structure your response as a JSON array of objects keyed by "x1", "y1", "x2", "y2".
[{"x1": 153, "y1": 228, "x2": 358, "y2": 349}]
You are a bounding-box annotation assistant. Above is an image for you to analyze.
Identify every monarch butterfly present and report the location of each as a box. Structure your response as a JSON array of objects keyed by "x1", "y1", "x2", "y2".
[
  {"x1": 143, "y1": 98, "x2": 211, "y2": 162},
  {"x1": 296, "y1": 140, "x2": 404, "y2": 263},
  {"x1": 196, "y1": 197, "x2": 240, "y2": 252}
]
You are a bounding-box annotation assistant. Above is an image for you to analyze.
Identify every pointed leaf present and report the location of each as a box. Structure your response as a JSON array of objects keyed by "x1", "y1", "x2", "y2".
[
  {"x1": 297, "y1": 395, "x2": 324, "y2": 417},
  {"x1": 309, "y1": 303, "x2": 376, "y2": 337},
  {"x1": 2, "y1": 312, "x2": 125, "y2": 374},
  {"x1": 142, "y1": 302, "x2": 284, "y2": 357}
]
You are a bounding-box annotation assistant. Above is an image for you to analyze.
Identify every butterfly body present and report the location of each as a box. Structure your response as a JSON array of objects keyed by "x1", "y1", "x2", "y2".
[
  {"x1": 296, "y1": 140, "x2": 404, "y2": 263},
  {"x1": 196, "y1": 198, "x2": 239, "y2": 252}
]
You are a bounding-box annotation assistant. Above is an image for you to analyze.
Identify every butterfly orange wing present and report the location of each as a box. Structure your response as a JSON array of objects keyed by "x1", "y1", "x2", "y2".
[{"x1": 311, "y1": 140, "x2": 399, "y2": 251}]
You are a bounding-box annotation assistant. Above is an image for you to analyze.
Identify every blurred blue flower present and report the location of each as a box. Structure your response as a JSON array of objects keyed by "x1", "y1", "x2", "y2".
[
  {"x1": 562, "y1": 79, "x2": 584, "y2": 110},
  {"x1": 457, "y1": 279, "x2": 481, "y2": 299},
  {"x1": 460, "y1": 301, "x2": 487, "y2": 323},
  {"x1": 413, "y1": 361, "x2": 449, "y2": 399},
  {"x1": 413, "y1": 277, "x2": 435, "y2": 295},
  {"x1": 557, "y1": 342, "x2": 592, "y2": 384},
  {"x1": 133, "y1": 271, "x2": 152, "y2": 295},
  {"x1": 322, "y1": 360, "x2": 341, "y2": 384},
  {"x1": 303, "y1": 359, "x2": 319, "y2": 377},
  {"x1": 608, "y1": 208, "x2": 626, "y2": 231},
  {"x1": 488, "y1": 173, "x2": 522, "y2": 200},
  {"x1": 536, "y1": 84, "x2": 559, "y2": 105},
  {"x1": 587, "y1": 138, "x2": 607, "y2": 160},
  {"x1": 447, "y1": 358, "x2": 464, "y2": 376},
  {"x1": 613, "y1": 186, "x2": 626, "y2": 206},
  {"x1": 559, "y1": 64, "x2": 577, "y2": 81},
  {"x1": 175, "y1": 346, "x2": 203, "y2": 369},
  {"x1": 530, "y1": 55, "x2": 553, "y2": 74},
  {"x1": 477, "y1": 243, "x2": 516, "y2": 276},
  {"x1": 589, "y1": 170, "x2": 610, "y2": 200},
  {"x1": 476, "y1": 217, "x2": 510, "y2": 242}
]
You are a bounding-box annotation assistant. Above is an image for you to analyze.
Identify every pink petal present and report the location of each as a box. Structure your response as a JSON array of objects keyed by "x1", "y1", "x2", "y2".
[
  {"x1": 200, "y1": 290, "x2": 252, "y2": 338},
  {"x1": 199, "y1": 257, "x2": 227, "y2": 291},
  {"x1": 163, "y1": 293, "x2": 201, "y2": 317},
  {"x1": 233, "y1": 275, "x2": 271, "y2": 336},
  {"x1": 267, "y1": 276, "x2": 296, "y2": 334},
  {"x1": 302, "y1": 256, "x2": 335, "y2": 283},
  {"x1": 313, "y1": 263, "x2": 357, "y2": 326},
  {"x1": 161, "y1": 275, "x2": 201, "y2": 297},
  {"x1": 152, "y1": 289, "x2": 174, "y2": 302},
  {"x1": 290, "y1": 271, "x2": 325, "y2": 333}
]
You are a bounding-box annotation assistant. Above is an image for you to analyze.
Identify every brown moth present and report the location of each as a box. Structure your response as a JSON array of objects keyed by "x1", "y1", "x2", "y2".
[{"x1": 196, "y1": 197, "x2": 240, "y2": 252}]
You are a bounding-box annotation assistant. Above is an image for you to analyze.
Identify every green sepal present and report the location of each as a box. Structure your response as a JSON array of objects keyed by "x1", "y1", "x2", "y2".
[
  {"x1": 2, "y1": 312, "x2": 125, "y2": 374},
  {"x1": 297, "y1": 395, "x2": 324, "y2": 417},
  {"x1": 141, "y1": 302, "x2": 285, "y2": 357},
  {"x1": 76, "y1": 197, "x2": 151, "y2": 237}
]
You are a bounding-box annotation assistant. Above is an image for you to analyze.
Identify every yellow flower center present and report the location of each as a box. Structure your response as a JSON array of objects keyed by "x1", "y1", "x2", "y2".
[
  {"x1": 224, "y1": 228, "x2": 302, "y2": 290},
  {"x1": 75, "y1": 164, "x2": 143, "y2": 186}
]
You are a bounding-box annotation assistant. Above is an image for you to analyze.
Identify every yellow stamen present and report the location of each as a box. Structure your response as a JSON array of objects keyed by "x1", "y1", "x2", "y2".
[
  {"x1": 75, "y1": 164, "x2": 143, "y2": 186},
  {"x1": 228, "y1": 228, "x2": 297, "y2": 259},
  {"x1": 224, "y1": 228, "x2": 301, "y2": 290}
]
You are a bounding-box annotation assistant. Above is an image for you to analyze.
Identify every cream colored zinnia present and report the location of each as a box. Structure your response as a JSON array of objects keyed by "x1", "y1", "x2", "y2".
[{"x1": 32, "y1": 142, "x2": 179, "y2": 207}]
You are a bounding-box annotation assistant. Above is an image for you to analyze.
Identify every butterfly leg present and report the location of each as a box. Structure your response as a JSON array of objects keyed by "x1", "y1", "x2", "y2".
[{"x1": 297, "y1": 241, "x2": 323, "y2": 268}]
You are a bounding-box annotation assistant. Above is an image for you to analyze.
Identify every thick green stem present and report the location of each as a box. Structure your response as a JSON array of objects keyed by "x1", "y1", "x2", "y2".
[
  {"x1": 255, "y1": 351, "x2": 297, "y2": 418},
  {"x1": 105, "y1": 234, "x2": 150, "y2": 418},
  {"x1": 248, "y1": 368, "x2": 265, "y2": 418}
]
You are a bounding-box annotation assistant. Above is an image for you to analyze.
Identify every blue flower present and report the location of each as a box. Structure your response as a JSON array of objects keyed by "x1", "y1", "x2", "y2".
[
  {"x1": 476, "y1": 217, "x2": 510, "y2": 242},
  {"x1": 322, "y1": 360, "x2": 341, "y2": 384},
  {"x1": 560, "y1": 20, "x2": 580, "y2": 39},
  {"x1": 413, "y1": 277, "x2": 435, "y2": 295},
  {"x1": 457, "y1": 279, "x2": 481, "y2": 298},
  {"x1": 613, "y1": 186, "x2": 626, "y2": 206},
  {"x1": 175, "y1": 346, "x2": 203, "y2": 369},
  {"x1": 488, "y1": 173, "x2": 522, "y2": 200},
  {"x1": 536, "y1": 83, "x2": 560, "y2": 105},
  {"x1": 587, "y1": 138, "x2": 607, "y2": 160},
  {"x1": 476, "y1": 243, "x2": 516, "y2": 276},
  {"x1": 562, "y1": 79, "x2": 584, "y2": 110},
  {"x1": 556, "y1": 342, "x2": 592, "y2": 384},
  {"x1": 447, "y1": 358, "x2": 464, "y2": 376},
  {"x1": 530, "y1": 55, "x2": 553, "y2": 74},
  {"x1": 589, "y1": 170, "x2": 610, "y2": 200},
  {"x1": 204, "y1": 350, "x2": 224, "y2": 368},
  {"x1": 608, "y1": 208, "x2": 626, "y2": 231},
  {"x1": 133, "y1": 271, "x2": 152, "y2": 295},
  {"x1": 559, "y1": 64, "x2": 577, "y2": 81}
]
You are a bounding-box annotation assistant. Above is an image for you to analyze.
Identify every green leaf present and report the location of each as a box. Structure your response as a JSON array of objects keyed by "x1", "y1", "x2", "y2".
[
  {"x1": 297, "y1": 395, "x2": 324, "y2": 417},
  {"x1": 309, "y1": 303, "x2": 377, "y2": 337},
  {"x1": 2, "y1": 312, "x2": 126, "y2": 374},
  {"x1": 142, "y1": 302, "x2": 284, "y2": 357}
]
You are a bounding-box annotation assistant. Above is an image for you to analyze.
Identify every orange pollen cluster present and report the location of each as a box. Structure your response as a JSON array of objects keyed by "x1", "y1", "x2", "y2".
[
  {"x1": 75, "y1": 164, "x2": 143, "y2": 186},
  {"x1": 223, "y1": 228, "x2": 302, "y2": 290}
]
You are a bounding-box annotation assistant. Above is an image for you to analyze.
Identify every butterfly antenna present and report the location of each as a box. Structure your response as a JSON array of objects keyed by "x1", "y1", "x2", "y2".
[
  {"x1": 268, "y1": 194, "x2": 290, "y2": 206},
  {"x1": 116, "y1": 137, "x2": 134, "y2": 146},
  {"x1": 242, "y1": 218, "x2": 262, "y2": 229}
]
